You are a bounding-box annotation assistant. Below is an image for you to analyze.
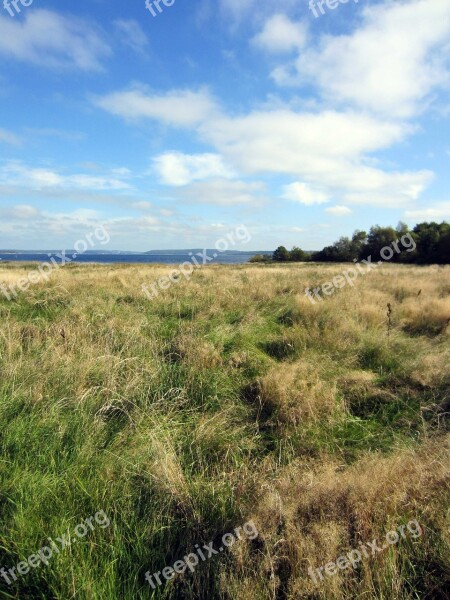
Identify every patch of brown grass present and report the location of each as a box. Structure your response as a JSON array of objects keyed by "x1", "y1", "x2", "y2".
[{"x1": 228, "y1": 436, "x2": 450, "y2": 599}]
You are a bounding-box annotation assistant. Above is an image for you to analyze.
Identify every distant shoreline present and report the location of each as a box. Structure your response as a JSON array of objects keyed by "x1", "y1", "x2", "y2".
[{"x1": 0, "y1": 251, "x2": 270, "y2": 266}]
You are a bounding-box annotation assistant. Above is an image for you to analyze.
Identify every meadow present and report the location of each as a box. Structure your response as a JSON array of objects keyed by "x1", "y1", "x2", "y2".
[{"x1": 0, "y1": 261, "x2": 449, "y2": 599}]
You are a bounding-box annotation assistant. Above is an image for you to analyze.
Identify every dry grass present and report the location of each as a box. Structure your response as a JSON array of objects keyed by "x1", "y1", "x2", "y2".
[
  {"x1": 233, "y1": 437, "x2": 449, "y2": 599},
  {"x1": 0, "y1": 261, "x2": 448, "y2": 599}
]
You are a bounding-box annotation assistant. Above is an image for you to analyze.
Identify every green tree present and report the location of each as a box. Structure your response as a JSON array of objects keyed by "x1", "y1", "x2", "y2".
[
  {"x1": 413, "y1": 222, "x2": 450, "y2": 264},
  {"x1": 273, "y1": 246, "x2": 290, "y2": 262},
  {"x1": 437, "y1": 227, "x2": 450, "y2": 264},
  {"x1": 350, "y1": 230, "x2": 367, "y2": 258},
  {"x1": 360, "y1": 225, "x2": 398, "y2": 262},
  {"x1": 289, "y1": 246, "x2": 306, "y2": 262},
  {"x1": 312, "y1": 231, "x2": 367, "y2": 262},
  {"x1": 249, "y1": 254, "x2": 271, "y2": 263},
  {"x1": 292, "y1": 221, "x2": 450, "y2": 265}
]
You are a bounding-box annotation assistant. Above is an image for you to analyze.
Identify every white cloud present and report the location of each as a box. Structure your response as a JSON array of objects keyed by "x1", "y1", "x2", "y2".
[
  {"x1": 252, "y1": 14, "x2": 307, "y2": 53},
  {"x1": 154, "y1": 152, "x2": 234, "y2": 186},
  {"x1": 177, "y1": 179, "x2": 266, "y2": 206},
  {"x1": 272, "y1": 0, "x2": 450, "y2": 118},
  {"x1": 114, "y1": 19, "x2": 148, "y2": 54},
  {"x1": 325, "y1": 205, "x2": 352, "y2": 216},
  {"x1": 29, "y1": 169, "x2": 64, "y2": 188},
  {"x1": 217, "y1": 0, "x2": 255, "y2": 22},
  {"x1": 94, "y1": 88, "x2": 218, "y2": 127},
  {"x1": 0, "y1": 204, "x2": 258, "y2": 250},
  {"x1": 3, "y1": 204, "x2": 40, "y2": 219},
  {"x1": 217, "y1": 0, "x2": 299, "y2": 27},
  {"x1": 95, "y1": 89, "x2": 433, "y2": 209},
  {"x1": 404, "y1": 202, "x2": 450, "y2": 221},
  {"x1": 201, "y1": 110, "x2": 409, "y2": 173},
  {"x1": 0, "y1": 162, "x2": 132, "y2": 192},
  {"x1": 0, "y1": 206, "x2": 103, "y2": 237},
  {"x1": 107, "y1": 215, "x2": 160, "y2": 229},
  {"x1": 0, "y1": 128, "x2": 22, "y2": 146},
  {"x1": 111, "y1": 167, "x2": 132, "y2": 177},
  {"x1": 341, "y1": 168, "x2": 433, "y2": 207},
  {"x1": 282, "y1": 182, "x2": 329, "y2": 205},
  {"x1": 132, "y1": 201, "x2": 152, "y2": 211},
  {"x1": 66, "y1": 175, "x2": 131, "y2": 191},
  {"x1": 0, "y1": 10, "x2": 111, "y2": 71},
  {"x1": 159, "y1": 208, "x2": 175, "y2": 217},
  {"x1": 197, "y1": 109, "x2": 432, "y2": 206}
]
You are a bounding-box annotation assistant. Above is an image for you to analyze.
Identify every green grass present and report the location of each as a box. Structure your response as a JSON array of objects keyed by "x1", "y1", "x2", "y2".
[{"x1": 0, "y1": 262, "x2": 448, "y2": 599}]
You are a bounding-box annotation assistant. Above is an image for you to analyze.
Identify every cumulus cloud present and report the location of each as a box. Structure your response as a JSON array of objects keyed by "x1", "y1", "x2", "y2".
[
  {"x1": 200, "y1": 110, "x2": 409, "y2": 173},
  {"x1": 0, "y1": 9, "x2": 111, "y2": 71},
  {"x1": 197, "y1": 109, "x2": 432, "y2": 206},
  {"x1": 271, "y1": 0, "x2": 450, "y2": 118},
  {"x1": 282, "y1": 182, "x2": 329, "y2": 205},
  {"x1": 252, "y1": 14, "x2": 307, "y2": 53},
  {"x1": 96, "y1": 91, "x2": 434, "y2": 208},
  {"x1": 94, "y1": 1, "x2": 447, "y2": 213},
  {"x1": 340, "y1": 167, "x2": 433, "y2": 207},
  {"x1": 154, "y1": 152, "x2": 234, "y2": 186},
  {"x1": 325, "y1": 205, "x2": 352, "y2": 216}
]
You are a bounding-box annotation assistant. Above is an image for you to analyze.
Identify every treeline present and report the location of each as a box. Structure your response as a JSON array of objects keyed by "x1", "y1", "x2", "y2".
[{"x1": 251, "y1": 222, "x2": 450, "y2": 264}]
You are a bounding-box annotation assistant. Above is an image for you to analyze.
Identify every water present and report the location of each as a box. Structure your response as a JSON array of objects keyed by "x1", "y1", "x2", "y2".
[{"x1": 0, "y1": 251, "x2": 266, "y2": 265}]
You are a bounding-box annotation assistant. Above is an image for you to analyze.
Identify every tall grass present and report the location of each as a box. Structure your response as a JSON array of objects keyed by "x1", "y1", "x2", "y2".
[{"x1": 0, "y1": 262, "x2": 448, "y2": 599}]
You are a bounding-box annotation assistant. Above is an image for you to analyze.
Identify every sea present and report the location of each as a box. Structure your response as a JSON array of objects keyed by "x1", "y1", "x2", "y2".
[{"x1": 0, "y1": 251, "x2": 269, "y2": 265}]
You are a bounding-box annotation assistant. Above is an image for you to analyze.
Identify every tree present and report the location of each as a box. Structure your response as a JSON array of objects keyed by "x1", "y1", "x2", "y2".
[
  {"x1": 359, "y1": 225, "x2": 398, "y2": 262},
  {"x1": 396, "y1": 221, "x2": 409, "y2": 237},
  {"x1": 312, "y1": 231, "x2": 367, "y2": 262},
  {"x1": 350, "y1": 230, "x2": 367, "y2": 257},
  {"x1": 413, "y1": 222, "x2": 450, "y2": 264},
  {"x1": 289, "y1": 246, "x2": 307, "y2": 262},
  {"x1": 278, "y1": 221, "x2": 450, "y2": 265},
  {"x1": 273, "y1": 246, "x2": 290, "y2": 262},
  {"x1": 437, "y1": 229, "x2": 450, "y2": 264},
  {"x1": 249, "y1": 254, "x2": 271, "y2": 263}
]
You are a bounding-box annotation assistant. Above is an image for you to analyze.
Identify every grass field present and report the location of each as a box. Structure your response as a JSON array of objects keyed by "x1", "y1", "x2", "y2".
[{"x1": 0, "y1": 262, "x2": 449, "y2": 599}]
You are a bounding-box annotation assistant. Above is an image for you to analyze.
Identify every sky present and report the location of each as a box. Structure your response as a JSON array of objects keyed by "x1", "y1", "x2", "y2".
[{"x1": 0, "y1": 0, "x2": 449, "y2": 251}]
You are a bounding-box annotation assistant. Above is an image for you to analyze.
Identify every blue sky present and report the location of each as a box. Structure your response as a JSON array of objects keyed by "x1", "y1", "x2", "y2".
[{"x1": 0, "y1": 0, "x2": 449, "y2": 251}]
